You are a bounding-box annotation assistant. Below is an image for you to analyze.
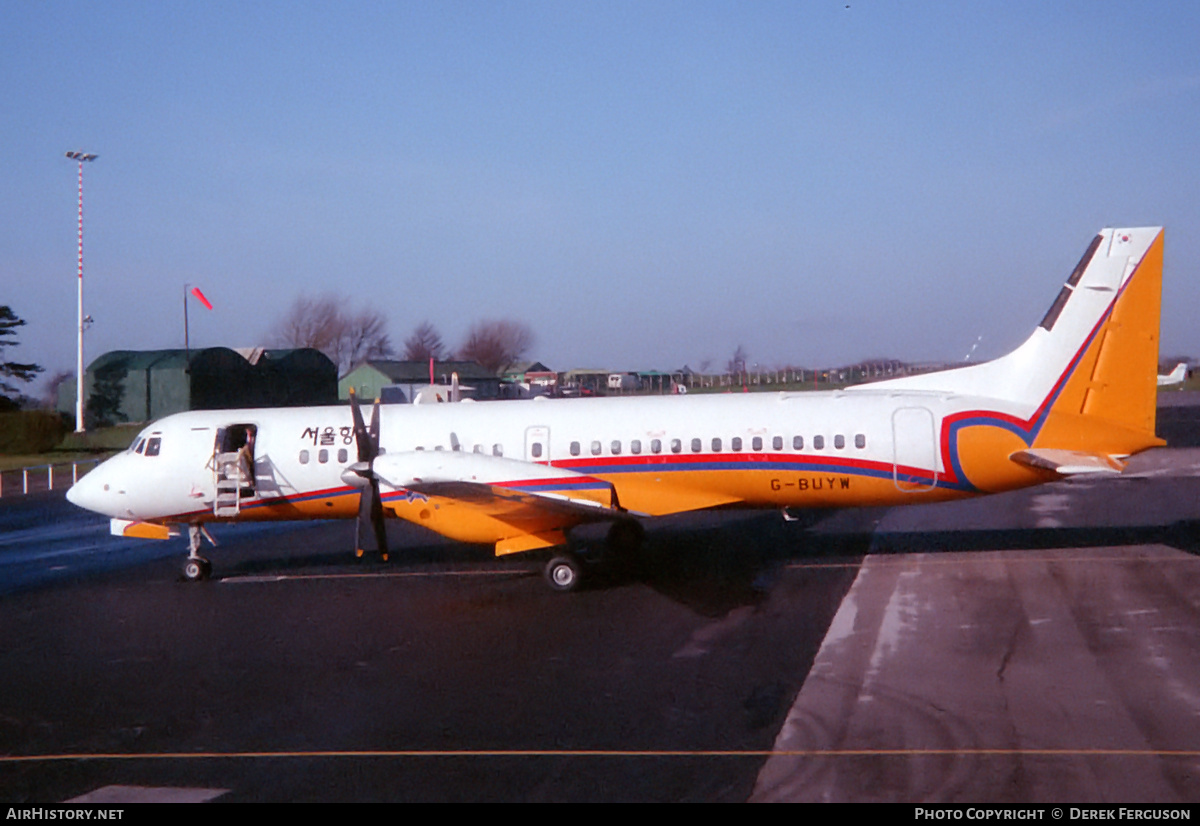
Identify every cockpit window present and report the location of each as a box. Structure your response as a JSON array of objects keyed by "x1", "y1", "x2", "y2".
[
  {"x1": 133, "y1": 438, "x2": 146, "y2": 454},
  {"x1": 144, "y1": 437, "x2": 162, "y2": 457}
]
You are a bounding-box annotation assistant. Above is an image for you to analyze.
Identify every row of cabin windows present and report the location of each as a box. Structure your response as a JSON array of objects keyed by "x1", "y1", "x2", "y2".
[
  {"x1": 566, "y1": 433, "x2": 866, "y2": 457},
  {"x1": 299, "y1": 443, "x2": 507, "y2": 464},
  {"x1": 300, "y1": 448, "x2": 350, "y2": 465},
  {"x1": 413, "y1": 444, "x2": 506, "y2": 455},
  {"x1": 299, "y1": 434, "x2": 867, "y2": 464},
  {"x1": 419, "y1": 444, "x2": 505, "y2": 456}
]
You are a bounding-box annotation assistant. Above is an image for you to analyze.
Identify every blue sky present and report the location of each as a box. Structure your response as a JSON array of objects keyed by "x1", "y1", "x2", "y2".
[{"x1": 4, "y1": 0, "x2": 1200, "y2": 388}]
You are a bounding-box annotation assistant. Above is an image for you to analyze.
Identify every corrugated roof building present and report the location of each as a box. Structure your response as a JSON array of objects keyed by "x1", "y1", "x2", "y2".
[{"x1": 58, "y1": 348, "x2": 337, "y2": 427}]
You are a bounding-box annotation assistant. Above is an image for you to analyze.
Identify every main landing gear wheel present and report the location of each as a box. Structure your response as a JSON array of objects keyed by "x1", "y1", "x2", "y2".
[
  {"x1": 545, "y1": 554, "x2": 583, "y2": 593},
  {"x1": 184, "y1": 557, "x2": 211, "y2": 582}
]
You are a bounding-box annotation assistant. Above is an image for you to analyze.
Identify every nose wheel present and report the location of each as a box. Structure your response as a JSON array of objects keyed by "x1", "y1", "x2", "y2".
[
  {"x1": 184, "y1": 556, "x2": 212, "y2": 582},
  {"x1": 183, "y1": 524, "x2": 216, "y2": 582}
]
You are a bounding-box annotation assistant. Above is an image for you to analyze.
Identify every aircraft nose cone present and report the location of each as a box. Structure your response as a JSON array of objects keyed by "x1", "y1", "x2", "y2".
[{"x1": 66, "y1": 465, "x2": 111, "y2": 516}]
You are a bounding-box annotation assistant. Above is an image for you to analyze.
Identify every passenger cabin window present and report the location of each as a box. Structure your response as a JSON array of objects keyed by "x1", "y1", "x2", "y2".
[
  {"x1": 591, "y1": 440, "x2": 602, "y2": 456},
  {"x1": 570, "y1": 441, "x2": 581, "y2": 456},
  {"x1": 834, "y1": 434, "x2": 845, "y2": 449},
  {"x1": 300, "y1": 450, "x2": 310, "y2": 464},
  {"x1": 690, "y1": 438, "x2": 702, "y2": 453},
  {"x1": 532, "y1": 443, "x2": 543, "y2": 458},
  {"x1": 611, "y1": 440, "x2": 621, "y2": 455},
  {"x1": 855, "y1": 434, "x2": 866, "y2": 449},
  {"x1": 318, "y1": 449, "x2": 328, "y2": 463},
  {"x1": 793, "y1": 435, "x2": 803, "y2": 450},
  {"x1": 732, "y1": 437, "x2": 742, "y2": 451},
  {"x1": 711, "y1": 437, "x2": 722, "y2": 452},
  {"x1": 338, "y1": 448, "x2": 348, "y2": 463},
  {"x1": 493, "y1": 444, "x2": 503, "y2": 457},
  {"x1": 671, "y1": 439, "x2": 682, "y2": 454},
  {"x1": 773, "y1": 436, "x2": 783, "y2": 451},
  {"x1": 631, "y1": 440, "x2": 642, "y2": 455},
  {"x1": 813, "y1": 435, "x2": 825, "y2": 450},
  {"x1": 651, "y1": 439, "x2": 662, "y2": 454},
  {"x1": 752, "y1": 436, "x2": 763, "y2": 451}
]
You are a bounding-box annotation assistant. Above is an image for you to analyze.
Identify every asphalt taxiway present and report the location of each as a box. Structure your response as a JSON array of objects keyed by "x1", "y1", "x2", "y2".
[{"x1": 4, "y1": 406, "x2": 1200, "y2": 802}]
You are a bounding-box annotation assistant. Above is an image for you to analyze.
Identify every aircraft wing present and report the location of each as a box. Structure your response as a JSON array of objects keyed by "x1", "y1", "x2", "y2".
[
  {"x1": 400, "y1": 479, "x2": 623, "y2": 519},
  {"x1": 371, "y1": 450, "x2": 628, "y2": 554}
]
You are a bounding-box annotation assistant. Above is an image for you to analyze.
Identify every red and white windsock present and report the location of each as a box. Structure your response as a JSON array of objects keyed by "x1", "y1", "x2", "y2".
[{"x1": 190, "y1": 286, "x2": 213, "y2": 310}]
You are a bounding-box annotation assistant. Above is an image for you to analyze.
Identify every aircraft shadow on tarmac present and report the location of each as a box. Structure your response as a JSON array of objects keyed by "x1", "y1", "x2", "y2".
[
  {"x1": 211, "y1": 510, "x2": 874, "y2": 618},
  {"x1": 220, "y1": 522, "x2": 503, "y2": 576},
  {"x1": 573, "y1": 506, "x2": 1200, "y2": 616},
  {"x1": 209, "y1": 502, "x2": 1200, "y2": 618}
]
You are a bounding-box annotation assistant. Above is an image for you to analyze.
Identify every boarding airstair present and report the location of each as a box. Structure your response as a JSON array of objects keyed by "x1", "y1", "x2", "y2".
[{"x1": 212, "y1": 451, "x2": 250, "y2": 517}]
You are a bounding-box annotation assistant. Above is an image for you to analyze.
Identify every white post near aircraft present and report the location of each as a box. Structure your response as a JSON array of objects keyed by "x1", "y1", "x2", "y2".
[{"x1": 67, "y1": 227, "x2": 1167, "y2": 591}]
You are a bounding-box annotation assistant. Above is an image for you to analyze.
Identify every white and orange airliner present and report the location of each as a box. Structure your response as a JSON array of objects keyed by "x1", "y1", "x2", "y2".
[{"x1": 67, "y1": 227, "x2": 1166, "y2": 591}]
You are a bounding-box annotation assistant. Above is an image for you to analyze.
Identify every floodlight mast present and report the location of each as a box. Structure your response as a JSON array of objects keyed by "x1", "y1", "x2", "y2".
[{"x1": 65, "y1": 151, "x2": 98, "y2": 433}]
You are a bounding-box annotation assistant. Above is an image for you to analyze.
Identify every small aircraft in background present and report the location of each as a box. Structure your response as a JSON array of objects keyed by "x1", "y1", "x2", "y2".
[
  {"x1": 1158, "y1": 363, "x2": 1188, "y2": 386},
  {"x1": 67, "y1": 227, "x2": 1167, "y2": 591}
]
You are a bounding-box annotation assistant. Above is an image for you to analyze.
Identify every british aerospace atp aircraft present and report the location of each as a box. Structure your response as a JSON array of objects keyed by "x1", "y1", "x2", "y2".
[{"x1": 67, "y1": 227, "x2": 1167, "y2": 591}]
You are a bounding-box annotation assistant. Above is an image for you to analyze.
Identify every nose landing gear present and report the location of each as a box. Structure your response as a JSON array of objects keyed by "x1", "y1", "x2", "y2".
[{"x1": 183, "y1": 524, "x2": 217, "y2": 582}]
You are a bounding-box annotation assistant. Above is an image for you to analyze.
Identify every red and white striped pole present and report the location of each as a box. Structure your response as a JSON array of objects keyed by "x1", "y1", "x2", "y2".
[{"x1": 65, "y1": 151, "x2": 97, "y2": 433}]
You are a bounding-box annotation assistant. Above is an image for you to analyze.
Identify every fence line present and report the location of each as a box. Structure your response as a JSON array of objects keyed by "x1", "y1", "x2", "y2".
[{"x1": 0, "y1": 459, "x2": 102, "y2": 498}]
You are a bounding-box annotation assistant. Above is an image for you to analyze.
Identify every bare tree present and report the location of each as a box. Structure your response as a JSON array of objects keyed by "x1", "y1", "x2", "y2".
[
  {"x1": 726, "y1": 345, "x2": 748, "y2": 377},
  {"x1": 457, "y1": 319, "x2": 535, "y2": 375},
  {"x1": 403, "y1": 321, "x2": 446, "y2": 362},
  {"x1": 42, "y1": 369, "x2": 74, "y2": 410},
  {"x1": 341, "y1": 306, "x2": 393, "y2": 372},
  {"x1": 271, "y1": 295, "x2": 393, "y2": 376}
]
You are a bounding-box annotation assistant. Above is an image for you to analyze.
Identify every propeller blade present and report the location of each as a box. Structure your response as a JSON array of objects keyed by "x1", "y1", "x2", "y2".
[
  {"x1": 353, "y1": 478, "x2": 388, "y2": 559},
  {"x1": 348, "y1": 389, "x2": 388, "y2": 560},
  {"x1": 354, "y1": 482, "x2": 372, "y2": 557},
  {"x1": 348, "y1": 388, "x2": 375, "y2": 463},
  {"x1": 371, "y1": 481, "x2": 388, "y2": 560},
  {"x1": 369, "y1": 396, "x2": 381, "y2": 451}
]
